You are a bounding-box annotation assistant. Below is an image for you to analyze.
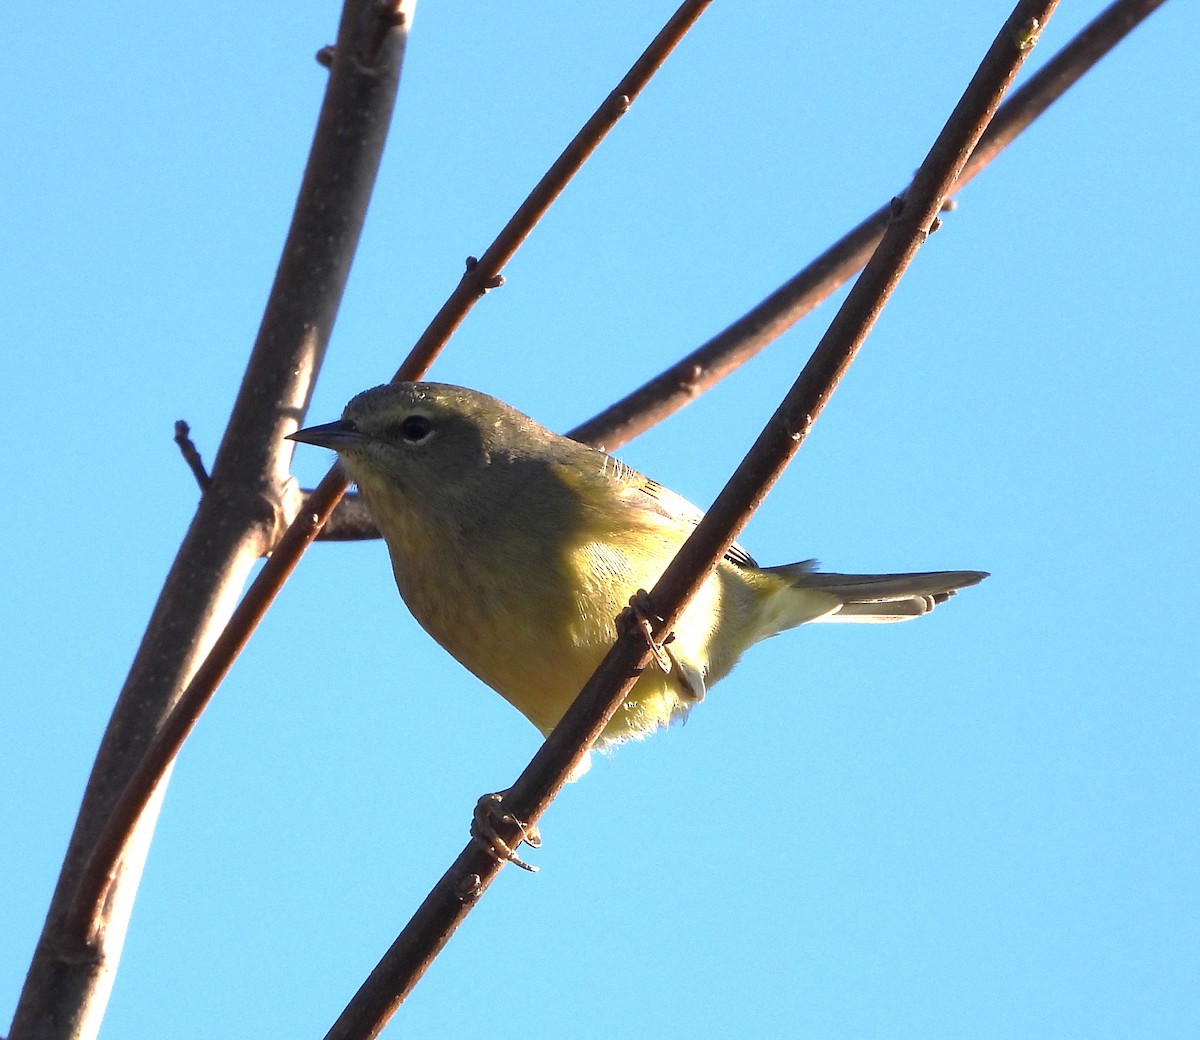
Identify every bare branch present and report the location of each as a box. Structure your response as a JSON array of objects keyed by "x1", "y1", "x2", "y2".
[
  {"x1": 571, "y1": 0, "x2": 1168, "y2": 450},
  {"x1": 52, "y1": 0, "x2": 715, "y2": 981},
  {"x1": 172, "y1": 421, "x2": 211, "y2": 492},
  {"x1": 11, "y1": 4, "x2": 415, "y2": 1038},
  {"x1": 312, "y1": 0, "x2": 1167, "y2": 542},
  {"x1": 394, "y1": 0, "x2": 715, "y2": 378},
  {"x1": 320, "y1": 3, "x2": 1058, "y2": 1035}
]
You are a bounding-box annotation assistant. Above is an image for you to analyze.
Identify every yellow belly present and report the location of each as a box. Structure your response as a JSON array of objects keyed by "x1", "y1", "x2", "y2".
[{"x1": 385, "y1": 515, "x2": 729, "y2": 747}]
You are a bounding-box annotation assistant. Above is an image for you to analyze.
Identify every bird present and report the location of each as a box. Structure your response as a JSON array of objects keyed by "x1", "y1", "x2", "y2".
[{"x1": 289, "y1": 382, "x2": 987, "y2": 765}]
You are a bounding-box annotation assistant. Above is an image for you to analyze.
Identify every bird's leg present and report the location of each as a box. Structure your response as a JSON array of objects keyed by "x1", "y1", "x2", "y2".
[
  {"x1": 620, "y1": 588, "x2": 675, "y2": 674},
  {"x1": 471, "y1": 790, "x2": 542, "y2": 873}
]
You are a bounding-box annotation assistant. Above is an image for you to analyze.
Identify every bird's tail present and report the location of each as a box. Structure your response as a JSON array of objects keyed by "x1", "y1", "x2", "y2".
[{"x1": 763, "y1": 562, "x2": 988, "y2": 625}]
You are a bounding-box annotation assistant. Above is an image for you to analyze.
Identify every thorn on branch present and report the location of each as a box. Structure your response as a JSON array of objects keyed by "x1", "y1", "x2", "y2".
[{"x1": 173, "y1": 421, "x2": 211, "y2": 491}]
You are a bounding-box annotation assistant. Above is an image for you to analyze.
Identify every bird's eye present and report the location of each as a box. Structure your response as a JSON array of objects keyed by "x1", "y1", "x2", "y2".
[{"x1": 390, "y1": 414, "x2": 433, "y2": 443}]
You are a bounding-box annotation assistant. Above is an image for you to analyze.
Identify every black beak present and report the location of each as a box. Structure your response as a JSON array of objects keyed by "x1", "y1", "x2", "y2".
[{"x1": 287, "y1": 419, "x2": 365, "y2": 450}]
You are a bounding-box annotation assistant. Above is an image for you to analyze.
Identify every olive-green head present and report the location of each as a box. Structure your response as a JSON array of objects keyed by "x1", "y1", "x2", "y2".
[{"x1": 289, "y1": 382, "x2": 562, "y2": 520}]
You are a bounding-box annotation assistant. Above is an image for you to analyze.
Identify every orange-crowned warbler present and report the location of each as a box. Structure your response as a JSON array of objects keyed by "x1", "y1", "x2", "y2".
[{"x1": 290, "y1": 382, "x2": 986, "y2": 768}]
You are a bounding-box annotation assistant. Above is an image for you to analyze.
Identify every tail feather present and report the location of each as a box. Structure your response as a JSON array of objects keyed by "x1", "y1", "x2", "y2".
[{"x1": 764, "y1": 564, "x2": 988, "y2": 624}]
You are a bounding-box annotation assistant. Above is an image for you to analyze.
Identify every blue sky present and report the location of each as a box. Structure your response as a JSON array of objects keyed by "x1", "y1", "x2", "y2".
[{"x1": 3, "y1": 2, "x2": 1197, "y2": 1038}]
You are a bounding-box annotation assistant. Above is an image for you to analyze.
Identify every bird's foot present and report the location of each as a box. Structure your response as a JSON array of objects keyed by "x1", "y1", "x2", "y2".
[
  {"x1": 620, "y1": 588, "x2": 675, "y2": 673},
  {"x1": 471, "y1": 791, "x2": 542, "y2": 873}
]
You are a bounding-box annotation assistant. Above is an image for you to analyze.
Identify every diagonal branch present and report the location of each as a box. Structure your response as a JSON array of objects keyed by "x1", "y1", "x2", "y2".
[
  {"x1": 58, "y1": 0, "x2": 714, "y2": 961},
  {"x1": 570, "y1": 0, "x2": 1166, "y2": 450},
  {"x1": 10, "y1": 4, "x2": 415, "y2": 1039},
  {"x1": 311, "y1": 0, "x2": 1167, "y2": 541},
  {"x1": 320, "y1": 3, "x2": 1058, "y2": 1037},
  {"x1": 400, "y1": 0, "x2": 716, "y2": 373}
]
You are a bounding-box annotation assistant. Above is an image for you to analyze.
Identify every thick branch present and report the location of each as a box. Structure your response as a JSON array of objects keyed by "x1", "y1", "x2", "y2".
[
  {"x1": 9, "y1": 5, "x2": 414, "y2": 1039},
  {"x1": 320, "y1": 3, "x2": 1058, "y2": 1036}
]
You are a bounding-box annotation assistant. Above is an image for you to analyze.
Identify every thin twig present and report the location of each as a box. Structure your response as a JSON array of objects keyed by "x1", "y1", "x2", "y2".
[
  {"x1": 312, "y1": 0, "x2": 1167, "y2": 542},
  {"x1": 395, "y1": 0, "x2": 715, "y2": 376},
  {"x1": 571, "y1": 0, "x2": 1167, "y2": 450},
  {"x1": 321, "y1": 3, "x2": 1057, "y2": 1036},
  {"x1": 60, "y1": 0, "x2": 714, "y2": 952},
  {"x1": 173, "y1": 421, "x2": 211, "y2": 491}
]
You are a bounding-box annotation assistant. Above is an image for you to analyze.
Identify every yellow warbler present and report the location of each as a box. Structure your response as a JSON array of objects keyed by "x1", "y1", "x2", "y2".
[{"x1": 291, "y1": 382, "x2": 985, "y2": 756}]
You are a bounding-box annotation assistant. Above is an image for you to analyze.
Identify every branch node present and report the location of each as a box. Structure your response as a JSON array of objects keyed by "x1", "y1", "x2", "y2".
[
  {"x1": 360, "y1": 0, "x2": 408, "y2": 69},
  {"x1": 783, "y1": 414, "x2": 813, "y2": 443},
  {"x1": 291, "y1": 511, "x2": 323, "y2": 542},
  {"x1": 455, "y1": 873, "x2": 483, "y2": 904},
  {"x1": 315, "y1": 45, "x2": 335, "y2": 68},
  {"x1": 173, "y1": 421, "x2": 211, "y2": 491},
  {"x1": 1015, "y1": 17, "x2": 1042, "y2": 51},
  {"x1": 609, "y1": 91, "x2": 632, "y2": 115},
  {"x1": 463, "y1": 257, "x2": 504, "y2": 292},
  {"x1": 677, "y1": 363, "x2": 704, "y2": 396}
]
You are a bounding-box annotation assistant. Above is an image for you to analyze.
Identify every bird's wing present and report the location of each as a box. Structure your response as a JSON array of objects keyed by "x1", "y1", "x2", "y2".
[{"x1": 579, "y1": 450, "x2": 758, "y2": 569}]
